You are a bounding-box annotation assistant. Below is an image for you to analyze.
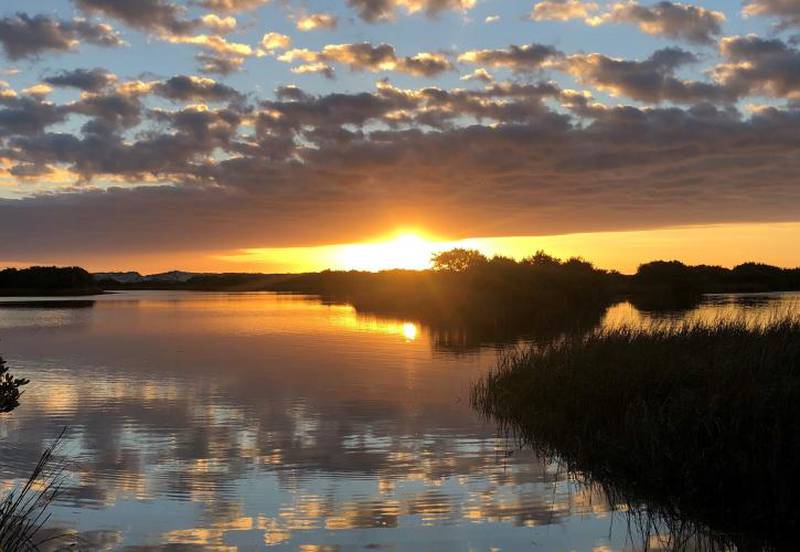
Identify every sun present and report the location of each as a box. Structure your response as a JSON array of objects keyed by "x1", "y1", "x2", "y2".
[{"x1": 334, "y1": 231, "x2": 441, "y2": 271}]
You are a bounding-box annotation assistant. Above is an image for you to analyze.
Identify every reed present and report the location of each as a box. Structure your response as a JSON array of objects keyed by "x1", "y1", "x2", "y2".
[
  {"x1": 0, "y1": 430, "x2": 67, "y2": 552},
  {"x1": 472, "y1": 316, "x2": 800, "y2": 550}
]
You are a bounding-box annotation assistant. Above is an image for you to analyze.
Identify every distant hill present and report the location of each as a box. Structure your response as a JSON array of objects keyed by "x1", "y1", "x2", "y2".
[
  {"x1": 93, "y1": 271, "x2": 144, "y2": 283},
  {"x1": 93, "y1": 270, "x2": 205, "y2": 283}
]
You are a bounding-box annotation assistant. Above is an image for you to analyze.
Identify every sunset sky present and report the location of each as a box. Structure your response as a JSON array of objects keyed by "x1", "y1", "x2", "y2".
[{"x1": 1, "y1": 0, "x2": 800, "y2": 273}]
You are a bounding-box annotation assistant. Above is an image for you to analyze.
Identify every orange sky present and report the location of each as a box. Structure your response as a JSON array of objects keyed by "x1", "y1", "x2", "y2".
[{"x1": 7, "y1": 221, "x2": 798, "y2": 275}]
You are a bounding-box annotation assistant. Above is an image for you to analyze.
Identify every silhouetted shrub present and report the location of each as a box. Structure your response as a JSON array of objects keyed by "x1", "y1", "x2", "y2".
[{"x1": 0, "y1": 355, "x2": 28, "y2": 414}]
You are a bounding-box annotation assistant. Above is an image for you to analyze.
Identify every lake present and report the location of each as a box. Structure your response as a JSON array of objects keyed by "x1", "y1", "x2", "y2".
[{"x1": 0, "y1": 290, "x2": 798, "y2": 551}]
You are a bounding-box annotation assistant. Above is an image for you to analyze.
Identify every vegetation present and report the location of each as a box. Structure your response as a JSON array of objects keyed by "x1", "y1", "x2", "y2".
[
  {"x1": 472, "y1": 318, "x2": 800, "y2": 550},
  {"x1": 93, "y1": 250, "x2": 800, "y2": 316},
  {"x1": 0, "y1": 356, "x2": 28, "y2": 414},
  {"x1": 0, "y1": 267, "x2": 100, "y2": 296},
  {"x1": 269, "y1": 250, "x2": 617, "y2": 326}
]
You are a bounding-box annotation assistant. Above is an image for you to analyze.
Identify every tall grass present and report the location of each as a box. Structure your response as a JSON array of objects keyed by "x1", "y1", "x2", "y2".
[
  {"x1": 0, "y1": 430, "x2": 66, "y2": 552},
  {"x1": 472, "y1": 317, "x2": 800, "y2": 551}
]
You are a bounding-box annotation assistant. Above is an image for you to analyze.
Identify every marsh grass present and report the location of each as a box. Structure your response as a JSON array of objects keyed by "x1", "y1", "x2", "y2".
[
  {"x1": 0, "y1": 430, "x2": 68, "y2": 552},
  {"x1": 472, "y1": 316, "x2": 800, "y2": 551}
]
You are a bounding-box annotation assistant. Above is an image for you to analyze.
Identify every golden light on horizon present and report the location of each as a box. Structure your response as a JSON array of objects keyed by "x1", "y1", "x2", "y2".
[
  {"x1": 216, "y1": 230, "x2": 481, "y2": 273},
  {"x1": 334, "y1": 232, "x2": 441, "y2": 271},
  {"x1": 197, "y1": 222, "x2": 800, "y2": 276}
]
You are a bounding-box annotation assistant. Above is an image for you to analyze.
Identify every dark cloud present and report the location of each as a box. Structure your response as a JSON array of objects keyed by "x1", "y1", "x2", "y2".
[
  {"x1": 0, "y1": 13, "x2": 122, "y2": 60},
  {"x1": 68, "y1": 91, "x2": 144, "y2": 133},
  {"x1": 7, "y1": 162, "x2": 53, "y2": 178},
  {"x1": 193, "y1": 0, "x2": 269, "y2": 12},
  {"x1": 0, "y1": 95, "x2": 67, "y2": 136},
  {"x1": 743, "y1": 0, "x2": 800, "y2": 29},
  {"x1": 3, "y1": 75, "x2": 800, "y2": 260},
  {"x1": 72, "y1": 0, "x2": 199, "y2": 36},
  {"x1": 458, "y1": 43, "x2": 562, "y2": 72},
  {"x1": 604, "y1": 1, "x2": 726, "y2": 45},
  {"x1": 346, "y1": 0, "x2": 475, "y2": 22},
  {"x1": 195, "y1": 53, "x2": 244, "y2": 75},
  {"x1": 565, "y1": 47, "x2": 735, "y2": 104},
  {"x1": 44, "y1": 68, "x2": 117, "y2": 92},
  {"x1": 399, "y1": 53, "x2": 454, "y2": 77},
  {"x1": 714, "y1": 35, "x2": 800, "y2": 99},
  {"x1": 152, "y1": 76, "x2": 243, "y2": 102}
]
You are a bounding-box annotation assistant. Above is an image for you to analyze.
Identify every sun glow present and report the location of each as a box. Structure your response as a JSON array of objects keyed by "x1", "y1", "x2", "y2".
[
  {"x1": 208, "y1": 222, "x2": 800, "y2": 276},
  {"x1": 334, "y1": 232, "x2": 445, "y2": 271}
]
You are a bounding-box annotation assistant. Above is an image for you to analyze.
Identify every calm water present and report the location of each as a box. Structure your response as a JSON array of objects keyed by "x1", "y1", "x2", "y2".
[{"x1": 0, "y1": 291, "x2": 798, "y2": 551}]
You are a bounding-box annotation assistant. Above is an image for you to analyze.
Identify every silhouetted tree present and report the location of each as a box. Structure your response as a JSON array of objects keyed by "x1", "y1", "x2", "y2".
[
  {"x1": 523, "y1": 250, "x2": 562, "y2": 267},
  {"x1": 0, "y1": 266, "x2": 99, "y2": 296},
  {"x1": 0, "y1": 355, "x2": 28, "y2": 414},
  {"x1": 431, "y1": 248, "x2": 487, "y2": 272}
]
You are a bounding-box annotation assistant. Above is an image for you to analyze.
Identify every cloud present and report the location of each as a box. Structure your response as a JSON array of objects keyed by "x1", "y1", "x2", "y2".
[
  {"x1": 193, "y1": 0, "x2": 269, "y2": 13},
  {"x1": 195, "y1": 52, "x2": 246, "y2": 74},
  {"x1": 279, "y1": 43, "x2": 453, "y2": 77},
  {"x1": 601, "y1": 2, "x2": 726, "y2": 45},
  {"x1": 21, "y1": 84, "x2": 53, "y2": 99},
  {"x1": 260, "y1": 32, "x2": 291, "y2": 51},
  {"x1": 152, "y1": 76, "x2": 243, "y2": 102},
  {"x1": 201, "y1": 14, "x2": 237, "y2": 34},
  {"x1": 346, "y1": 0, "x2": 475, "y2": 22},
  {"x1": 0, "y1": 95, "x2": 67, "y2": 136},
  {"x1": 4, "y1": 69, "x2": 800, "y2": 260},
  {"x1": 458, "y1": 43, "x2": 562, "y2": 72},
  {"x1": 291, "y1": 62, "x2": 336, "y2": 78},
  {"x1": 399, "y1": 53, "x2": 455, "y2": 77},
  {"x1": 714, "y1": 35, "x2": 800, "y2": 99},
  {"x1": 296, "y1": 13, "x2": 338, "y2": 31},
  {"x1": 165, "y1": 34, "x2": 253, "y2": 57},
  {"x1": 165, "y1": 34, "x2": 255, "y2": 74},
  {"x1": 44, "y1": 68, "x2": 117, "y2": 92},
  {"x1": 0, "y1": 13, "x2": 122, "y2": 60},
  {"x1": 73, "y1": 0, "x2": 199, "y2": 36},
  {"x1": 742, "y1": 0, "x2": 800, "y2": 29},
  {"x1": 531, "y1": 2, "x2": 725, "y2": 45},
  {"x1": 530, "y1": 0, "x2": 599, "y2": 22},
  {"x1": 73, "y1": 1, "x2": 255, "y2": 74},
  {"x1": 565, "y1": 47, "x2": 734, "y2": 103},
  {"x1": 4, "y1": 94, "x2": 800, "y2": 257},
  {"x1": 460, "y1": 68, "x2": 493, "y2": 83},
  {"x1": 0, "y1": 81, "x2": 17, "y2": 99},
  {"x1": 68, "y1": 91, "x2": 144, "y2": 133}
]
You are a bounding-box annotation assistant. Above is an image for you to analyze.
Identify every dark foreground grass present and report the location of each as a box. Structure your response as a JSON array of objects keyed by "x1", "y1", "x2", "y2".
[
  {"x1": 0, "y1": 430, "x2": 67, "y2": 552},
  {"x1": 472, "y1": 318, "x2": 800, "y2": 551}
]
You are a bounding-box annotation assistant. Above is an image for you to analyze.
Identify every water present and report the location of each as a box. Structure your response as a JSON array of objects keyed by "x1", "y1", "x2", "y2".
[{"x1": 0, "y1": 290, "x2": 797, "y2": 551}]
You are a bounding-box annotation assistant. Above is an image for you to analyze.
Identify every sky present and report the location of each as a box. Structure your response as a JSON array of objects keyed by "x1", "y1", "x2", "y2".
[{"x1": 1, "y1": 0, "x2": 800, "y2": 273}]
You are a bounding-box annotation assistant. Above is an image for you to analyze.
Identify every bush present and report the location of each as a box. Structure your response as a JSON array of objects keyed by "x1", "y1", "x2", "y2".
[{"x1": 0, "y1": 356, "x2": 28, "y2": 414}]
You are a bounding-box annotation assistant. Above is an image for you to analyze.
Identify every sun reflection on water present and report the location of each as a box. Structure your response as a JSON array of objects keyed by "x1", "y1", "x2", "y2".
[{"x1": 402, "y1": 322, "x2": 418, "y2": 341}]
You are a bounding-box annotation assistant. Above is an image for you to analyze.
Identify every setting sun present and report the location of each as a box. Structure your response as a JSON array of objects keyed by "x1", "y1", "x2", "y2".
[{"x1": 334, "y1": 232, "x2": 442, "y2": 271}]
